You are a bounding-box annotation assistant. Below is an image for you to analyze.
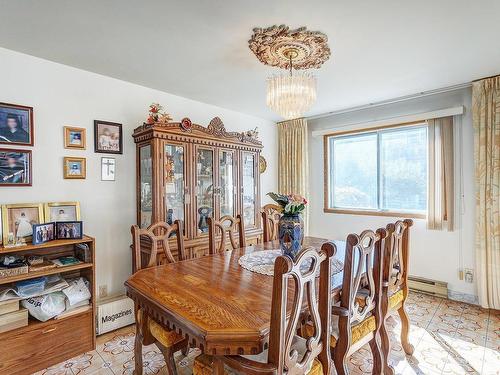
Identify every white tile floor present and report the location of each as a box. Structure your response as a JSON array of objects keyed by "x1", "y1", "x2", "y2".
[{"x1": 34, "y1": 292, "x2": 500, "y2": 375}]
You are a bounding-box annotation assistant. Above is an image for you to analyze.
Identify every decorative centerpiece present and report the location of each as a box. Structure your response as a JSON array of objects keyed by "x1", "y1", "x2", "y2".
[
  {"x1": 267, "y1": 192, "x2": 307, "y2": 259},
  {"x1": 145, "y1": 103, "x2": 173, "y2": 125}
]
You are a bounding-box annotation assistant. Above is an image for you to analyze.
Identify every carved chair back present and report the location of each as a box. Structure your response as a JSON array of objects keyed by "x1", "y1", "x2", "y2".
[
  {"x1": 261, "y1": 204, "x2": 282, "y2": 242},
  {"x1": 131, "y1": 220, "x2": 186, "y2": 273},
  {"x1": 267, "y1": 246, "x2": 334, "y2": 374},
  {"x1": 326, "y1": 229, "x2": 386, "y2": 324},
  {"x1": 223, "y1": 246, "x2": 334, "y2": 374},
  {"x1": 208, "y1": 214, "x2": 246, "y2": 255},
  {"x1": 384, "y1": 219, "x2": 413, "y2": 293}
]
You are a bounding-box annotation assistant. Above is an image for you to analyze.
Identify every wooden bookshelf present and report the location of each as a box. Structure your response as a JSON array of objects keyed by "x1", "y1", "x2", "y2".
[
  {"x1": 0, "y1": 235, "x2": 96, "y2": 375},
  {"x1": 0, "y1": 262, "x2": 92, "y2": 285}
]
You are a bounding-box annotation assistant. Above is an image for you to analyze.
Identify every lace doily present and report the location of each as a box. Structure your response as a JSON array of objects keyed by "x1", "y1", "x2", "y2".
[{"x1": 238, "y1": 249, "x2": 343, "y2": 276}]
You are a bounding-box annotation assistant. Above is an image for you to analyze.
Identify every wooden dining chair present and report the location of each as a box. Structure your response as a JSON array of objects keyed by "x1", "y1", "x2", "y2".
[
  {"x1": 311, "y1": 229, "x2": 386, "y2": 375},
  {"x1": 261, "y1": 204, "x2": 282, "y2": 242},
  {"x1": 208, "y1": 214, "x2": 246, "y2": 255},
  {"x1": 131, "y1": 220, "x2": 188, "y2": 375},
  {"x1": 193, "y1": 244, "x2": 334, "y2": 374},
  {"x1": 379, "y1": 219, "x2": 414, "y2": 375}
]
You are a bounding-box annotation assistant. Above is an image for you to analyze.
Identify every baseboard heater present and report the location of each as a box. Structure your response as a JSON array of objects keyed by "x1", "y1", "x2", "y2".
[{"x1": 408, "y1": 276, "x2": 448, "y2": 299}]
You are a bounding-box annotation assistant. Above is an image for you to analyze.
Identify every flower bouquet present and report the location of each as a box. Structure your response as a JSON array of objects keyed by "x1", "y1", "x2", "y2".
[{"x1": 267, "y1": 192, "x2": 307, "y2": 258}]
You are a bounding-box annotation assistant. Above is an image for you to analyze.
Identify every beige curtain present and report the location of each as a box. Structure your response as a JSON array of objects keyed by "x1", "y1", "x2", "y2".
[
  {"x1": 277, "y1": 118, "x2": 309, "y2": 231},
  {"x1": 427, "y1": 117, "x2": 454, "y2": 231},
  {"x1": 473, "y1": 75, "x2": 500, "y2": 309}
]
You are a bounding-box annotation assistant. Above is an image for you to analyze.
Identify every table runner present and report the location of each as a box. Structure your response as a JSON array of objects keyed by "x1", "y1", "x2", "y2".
[{"x1": 239, "y1": 248, "x2": 344, "y2": 276}]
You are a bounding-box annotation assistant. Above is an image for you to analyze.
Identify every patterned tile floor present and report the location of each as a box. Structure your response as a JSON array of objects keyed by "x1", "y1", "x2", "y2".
[{"x1": 33, "y1": 292, "x2": 499, "y2": 375}]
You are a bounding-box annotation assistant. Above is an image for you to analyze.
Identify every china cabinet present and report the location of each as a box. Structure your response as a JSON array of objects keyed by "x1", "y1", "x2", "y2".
[{"x1": 133, "y1": 117, "x2": 263, "y2": 259}]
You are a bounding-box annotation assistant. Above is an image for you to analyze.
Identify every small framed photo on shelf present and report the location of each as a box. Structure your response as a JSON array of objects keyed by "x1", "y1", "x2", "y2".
[
  {"x1": 101, "y1": 157, "x2": 115, "y2": 181},
  {"x1": 94, "y1": 120, "x2": 122, "y2": 154},
  {"x1": 0, "y1": 102, "x2": 34, "y2": 146},
  {"x1": 1, "y1": 203, "x2": 44, "y2": 245},
  {"x1": 64, "y1": 126, "x2": 86, "y2": 150},
  {"x1": 0, "y1": 148, "x2": 32, "y2": 186},
  {"x1": 63, "y1": 157, "x2": 86, "y2": 179},
  {"x1": 44, "y1": 202, "x2": 81, "y2": 222},
  {"x1": 56, "y1": 221, "x2": 83, "y2": 240},
  {"x1": 32, "y1": 222, "x2": 55, "y2": 245}
]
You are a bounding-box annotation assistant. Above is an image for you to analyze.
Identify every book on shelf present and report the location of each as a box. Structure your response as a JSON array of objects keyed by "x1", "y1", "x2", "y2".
[{"x1": 51, "y1": 256, "x2": 82, "y2": 267}]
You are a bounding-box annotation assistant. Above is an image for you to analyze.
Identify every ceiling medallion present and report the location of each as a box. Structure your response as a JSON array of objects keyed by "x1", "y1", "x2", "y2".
[
  {"x1": 248, "y1": 25, "x2": 331, "y2": 70},
  {"x1": 249, "y1": 25, "x2": 330, "y2": 120}
]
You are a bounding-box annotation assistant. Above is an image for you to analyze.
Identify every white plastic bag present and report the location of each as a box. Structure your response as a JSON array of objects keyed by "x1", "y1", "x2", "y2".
[
  {"x1": 22, "y1": 291, "x2": 66, "y2": 322},
  {"x1": 62, "y1": 277, "x2": 91, "y2": 306}
]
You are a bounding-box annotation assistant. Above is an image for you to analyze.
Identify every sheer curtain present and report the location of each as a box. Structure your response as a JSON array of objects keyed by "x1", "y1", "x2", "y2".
[
  {"x1": 277, "y1": 118, "x2": 309, "y2": 231},
  {"x1": 473, "y1": 75, "x2": 500, "y2": 309},
  {"x1": 427, "y1": 116, "x2": 454, "y2": 231}
]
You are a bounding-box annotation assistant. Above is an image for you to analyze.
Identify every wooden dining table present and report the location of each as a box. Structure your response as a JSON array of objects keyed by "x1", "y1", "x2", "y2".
[{"x1": 125, "y1": 236, "x2": 347, "y2": 374}]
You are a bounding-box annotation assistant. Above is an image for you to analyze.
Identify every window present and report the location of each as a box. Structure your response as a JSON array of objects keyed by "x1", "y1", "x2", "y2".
[{"x1": 325, "y1": 124, "x2": 428, "y2": 216}]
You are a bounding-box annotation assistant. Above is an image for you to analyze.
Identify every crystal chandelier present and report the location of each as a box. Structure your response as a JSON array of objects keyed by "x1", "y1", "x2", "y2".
[
  {"x1": 266, "y1": 50, "x2": 317, "y2": 120},
  {"x1": 249, "y1": 25, "x2": 330, "y2": 120}
]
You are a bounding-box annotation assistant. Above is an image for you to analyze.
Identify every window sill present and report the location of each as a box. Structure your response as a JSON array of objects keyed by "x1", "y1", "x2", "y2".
[{"x1": 323, "y1": 208, "x2": 426, "y2": 219}]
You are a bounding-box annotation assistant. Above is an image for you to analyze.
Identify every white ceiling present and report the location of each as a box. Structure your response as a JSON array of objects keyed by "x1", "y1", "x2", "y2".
[{"x1": 0, "y1": 0, "x2": 499, "y2": 121}]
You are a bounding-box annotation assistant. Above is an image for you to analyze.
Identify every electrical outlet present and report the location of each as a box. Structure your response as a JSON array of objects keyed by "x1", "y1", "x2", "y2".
[
  {"x1": 99, "y1": 285, "x2": 108, "y2": 298},
  {"x1": 464, "y1": 269, "x2": 474, "y2": 283}
]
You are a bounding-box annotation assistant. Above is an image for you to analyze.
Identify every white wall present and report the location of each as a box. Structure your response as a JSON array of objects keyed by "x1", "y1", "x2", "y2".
[
  {"x1": 308, "y1": 87, "x2": 476, "y2": 300},
  {"x1": 0, "y1": 47, "x2": 278, "y2": 297}
]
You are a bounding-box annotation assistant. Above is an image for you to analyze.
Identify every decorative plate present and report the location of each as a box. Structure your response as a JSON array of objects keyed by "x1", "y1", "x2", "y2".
[
  {"x1": 259, "y1": 155, "x2": 267, "y2": 174},
  {"x1": 180, "y1": 117, "x2": 192, "y2": 132}
]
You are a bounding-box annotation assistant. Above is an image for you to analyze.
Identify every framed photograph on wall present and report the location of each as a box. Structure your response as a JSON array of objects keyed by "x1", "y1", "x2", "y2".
[
  {"x1": 0, "y1": 102, "x2": 34, "y2": 146},
  {"x1": 63, "y1": 157, "x2": 86, "y2": 179},
  {"x1": 94, "y1": 120, "x2": 122, "y2": 154},
  {"x1": 32, "y1": 222, "x2": 55, "y2": 245},
  {"x1": 56, "y1": 221, "x2": 83, "y2": 240},
  {"x1": 44, "y1": 202, "x2": 81, "y2": 222},
  {"x1": 0, "y1": 148, "x2": 32, "y2": 186},
  {"x1": 101, "y1": 157, "x2": 115, "y2": 181},
  {"x1": 64, "y1": 126, "x2": 86, "y2": 150},
  {"x1": 1, "y1": 203, "x2": 44, "y2": 244}
]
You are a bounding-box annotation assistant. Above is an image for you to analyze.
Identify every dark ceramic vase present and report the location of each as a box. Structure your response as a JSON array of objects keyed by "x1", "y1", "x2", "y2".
[{"x1": 278, "y1": 213, "x2": 304, "y2": 259}]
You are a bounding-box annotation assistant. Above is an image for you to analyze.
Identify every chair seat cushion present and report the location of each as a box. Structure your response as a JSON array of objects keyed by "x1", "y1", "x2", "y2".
[
  {"x1": 197, "y1": 336, "x2": 322, "y2": 374},
  {"x1": 355, "y1": 288, "x2": 404, "y2": 310},
  {"x1": 137, "y1": 309, "x2": 184, "y2": 348},
  {"x1": 304, "y1": 314, "x2": 376, "y2": 348}
]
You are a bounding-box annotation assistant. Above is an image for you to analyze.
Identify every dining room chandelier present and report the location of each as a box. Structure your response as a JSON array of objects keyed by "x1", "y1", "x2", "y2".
[{"x1": 249, "y1": 25, "x2": 331, "y2": 120}]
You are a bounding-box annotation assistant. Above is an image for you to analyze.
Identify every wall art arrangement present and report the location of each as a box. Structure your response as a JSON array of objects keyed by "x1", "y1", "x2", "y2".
[
  {"x1": 1, "y1": 201, "x2": 81, "y2": 247},
  {"x1": 63, "y1": 157, "x2": 86, "y2": 179},
  {"x1": 101, "y1": 157, "x2": 115, "y2": 181},
  {"x1": 94, "y1": 120, "x2": 123, "y2": 154},
  {"x1": 64, "y1": 126, "x2": 86, "y2": 150},
  {"x1": 0, "y1": 102, "x2": 34, "y2": 187},
  {"x1": 0, "y1": 102, "x2": 34, "y2": 146}
]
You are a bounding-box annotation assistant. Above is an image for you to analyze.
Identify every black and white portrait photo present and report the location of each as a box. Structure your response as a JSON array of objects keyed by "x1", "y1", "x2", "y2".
[{"x1": 0, "y1": 102, "x2": 34, "y2": 146}]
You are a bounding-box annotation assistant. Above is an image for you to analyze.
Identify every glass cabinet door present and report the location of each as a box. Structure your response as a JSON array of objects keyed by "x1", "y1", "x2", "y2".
[
  {"x1": 196, "y1": 147, "x2": 215, "y2": 234},
  {"x1": 241, "y1": 152, "x2": 257, "y2": 227},
  {"x1": 218, "y1": 149, "x2": 236, "y2": 218},
  {"x1": 164, "y1": 143, "x2": 185, "y2": 235},
  {"x1": 139, "y1": 145, "x2": 153, "y2": 228}
]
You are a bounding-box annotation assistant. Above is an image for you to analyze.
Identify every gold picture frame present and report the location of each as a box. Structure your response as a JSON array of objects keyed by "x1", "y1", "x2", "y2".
[
  {"x1": 44, "y1": 201, "x2": 81, "y2": 222},
  {"x1": 64, "y1": 126, "x2": 86, "y2": 150},
  {"x1": 64, "y1": 157, "x2": 86, "y2": 179},
  {"x1": 1, "y1": 203, "x2": 44, "y2": 245}
]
